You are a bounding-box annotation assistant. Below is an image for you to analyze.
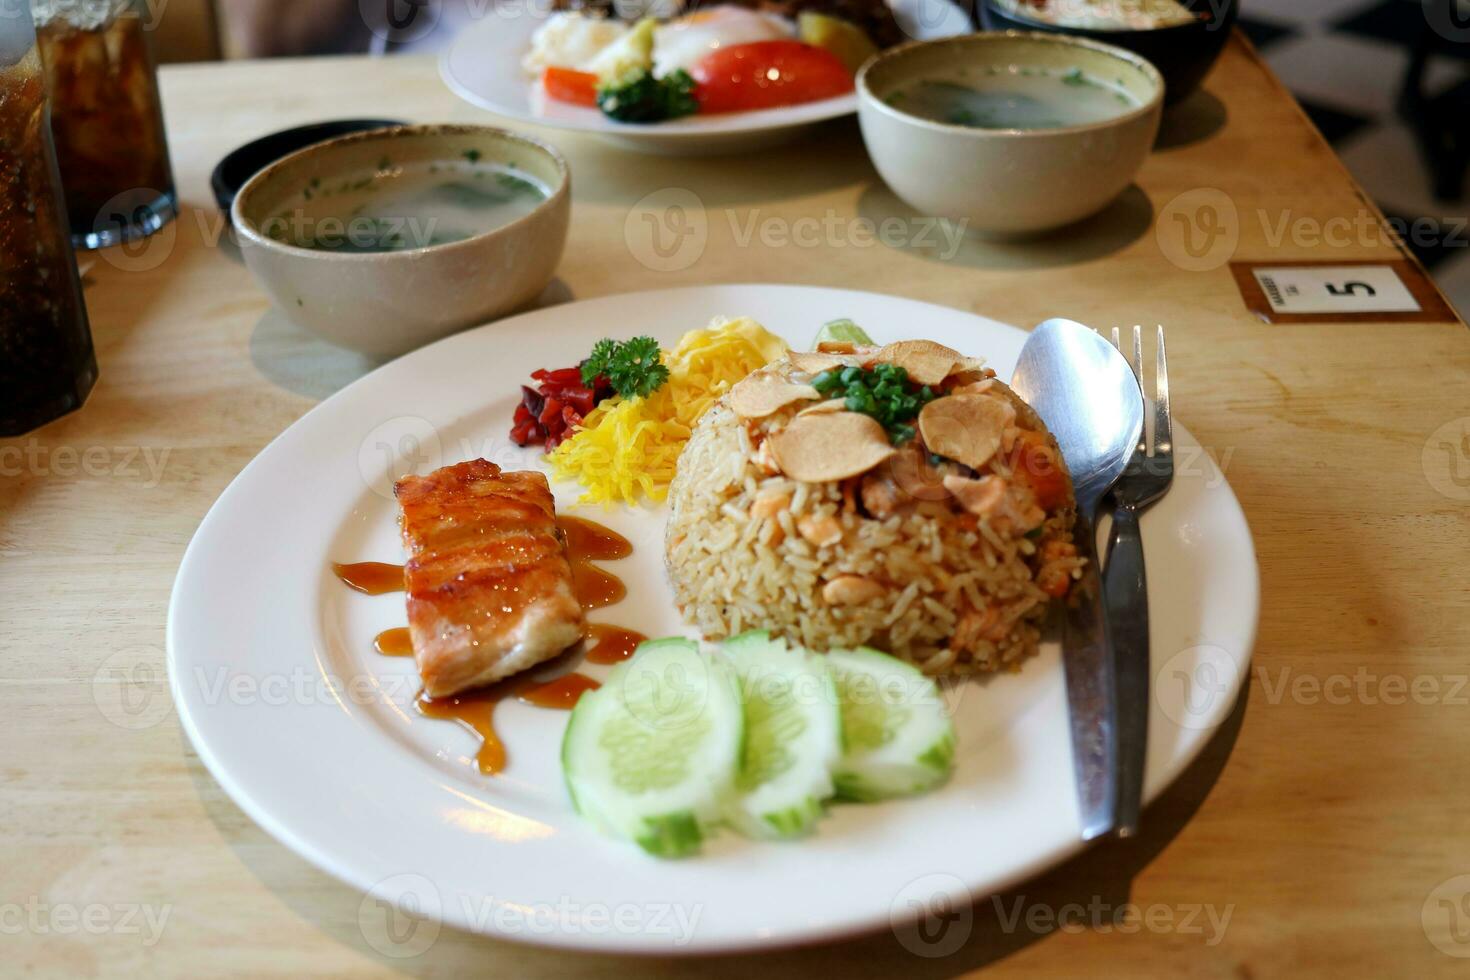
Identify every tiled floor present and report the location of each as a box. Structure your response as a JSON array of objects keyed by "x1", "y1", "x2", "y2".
[{"x1": 1242, "y1": 0, "x2": 1470, "y2": 315}]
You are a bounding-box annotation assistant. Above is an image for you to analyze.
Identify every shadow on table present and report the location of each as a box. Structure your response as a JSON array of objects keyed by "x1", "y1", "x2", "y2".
[
  {"x1": 215, "y1": 221, "x2": 245, "y2": 265},
  {"x1": 248, "y1": 308, "x2": 384, "y2": 400},
  {"x1": 855, "y1": 184, "x2": 1155, "y2": 271},
  {"x1": 1155, "y1": 90, "x2": 1228, "y2": 152},
  {"x1": 247, "y1": 278, "x2": 577, "y2": 401}
]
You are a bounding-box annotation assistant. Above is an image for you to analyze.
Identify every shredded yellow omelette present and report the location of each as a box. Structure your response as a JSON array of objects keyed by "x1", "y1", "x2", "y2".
[{"x1": 548, "y1": 316, "x2": 788, "y2": 505}]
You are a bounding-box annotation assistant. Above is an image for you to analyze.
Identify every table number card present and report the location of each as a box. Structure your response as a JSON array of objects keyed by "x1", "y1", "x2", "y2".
[
  {"x1": 1254, "y1": 265, "x2": 1418, "y2": 314},
  {"x1": 1229, "y1": 260, "x2": 1455, "y2": 323}
]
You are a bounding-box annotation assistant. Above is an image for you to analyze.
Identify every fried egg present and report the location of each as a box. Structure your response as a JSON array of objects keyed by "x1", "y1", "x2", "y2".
[
  {"x1": 522, "y1": 11, "x2": 628, "y2": 75},
  {"x1": 653, "y1": 6, "x2": 794, "y2": 77}
]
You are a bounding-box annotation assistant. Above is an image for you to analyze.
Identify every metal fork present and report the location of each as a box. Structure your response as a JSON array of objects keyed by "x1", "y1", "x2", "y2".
[{"x1": 1102, "y1": 325, "x2": 1174, "y2": 838}]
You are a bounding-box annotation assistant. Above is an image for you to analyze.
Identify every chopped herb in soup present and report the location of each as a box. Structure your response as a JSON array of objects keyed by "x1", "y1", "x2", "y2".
[
  {"x1": 886, "y1": 66, "x2": 1139, "y2": 130},
  {"x1": 266, "y1": 160, "x2": 548, "y2": 253}
]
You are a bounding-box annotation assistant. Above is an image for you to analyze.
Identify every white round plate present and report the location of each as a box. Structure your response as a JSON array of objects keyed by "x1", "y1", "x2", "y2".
[
  {"x1": 168, "y1": 285, "x2": 1257, "y2": 955},
  {"x1": 439, "y1": 2, "x2": 973, "y2": 155}
]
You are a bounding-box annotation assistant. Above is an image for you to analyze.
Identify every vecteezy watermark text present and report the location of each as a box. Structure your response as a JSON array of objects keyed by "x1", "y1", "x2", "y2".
[
  {"x1": 459, "y1": 895, "x2": 703, "y2": 943},
  {"x1": 991, "y1": 895, "x2": 1234, "y2": 946},
  {"x1": 889, "y1": 873, "x2": 1234, "y2": 957},
  {"x1": 1157, "y1": 188, "x2": 1469, "y2": 272},
  {"x1": 624, "y1": 188, "x2": 970, "y2": 272},
  {"x1": 0, "y1": 898, "x2": 171, "y2": 947},
  {"x1": 1257, "y1": 666, "x2": 1468, "y2": 708},
  {"x1": 727, "y1": 209, "x2": 968, "y2": 260},
  {"x1": 358, "y1": 873, "x2": 704, "y2": 958},
  {"x1": 0, "y1": 439, "x2": 169, "y2": 487}
]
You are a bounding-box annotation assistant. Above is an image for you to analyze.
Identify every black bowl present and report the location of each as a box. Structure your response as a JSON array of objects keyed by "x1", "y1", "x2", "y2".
[
  {"x1": 976, "y1": 0, "x2": 1238, "y2": 104},
  {"x1": 211, "y1": 118, "x2": 408, "y2": 220}
]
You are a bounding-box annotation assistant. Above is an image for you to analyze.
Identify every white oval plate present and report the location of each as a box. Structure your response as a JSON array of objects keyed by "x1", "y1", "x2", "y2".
[
  {"x1": 168, "y1": 285, "x2": 1257, "y2": 955},
  {"x1": 439, "y1": 2, "x2": 972, "y2": 155}
]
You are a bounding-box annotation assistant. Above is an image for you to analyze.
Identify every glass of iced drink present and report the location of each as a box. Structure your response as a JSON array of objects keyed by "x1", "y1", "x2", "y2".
[
  {"x1": 1, "y1": 3, "x2": 98, "y2": 434},
  {"x1": 32, "y1": 0, "x2": 177, "y2": 249}
]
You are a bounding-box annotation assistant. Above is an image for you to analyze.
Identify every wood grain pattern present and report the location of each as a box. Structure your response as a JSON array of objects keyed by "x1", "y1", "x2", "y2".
[{"x1": 4, "y1": 34, "x2": 1470, "y2": 977}]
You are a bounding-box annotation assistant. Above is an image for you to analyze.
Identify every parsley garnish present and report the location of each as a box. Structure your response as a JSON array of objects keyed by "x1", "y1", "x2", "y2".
[
  {"x1": 580, "y1": 336, "x2": 670, "y2": 400},
  {"x1": 811, "y1": 363, "x2": 937, "y2": 443},
  {"x1": 596, "y1": 69, "x2": 699, "y2": 123}
]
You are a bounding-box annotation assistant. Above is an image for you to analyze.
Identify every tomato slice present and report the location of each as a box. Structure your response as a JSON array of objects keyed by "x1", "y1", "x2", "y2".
[
  {"x1": 690, "y1": 40, "x2": 853, "y2": 114},
  {"x1": 542, "y1": 66, "x2": 599, "y2": 108}
]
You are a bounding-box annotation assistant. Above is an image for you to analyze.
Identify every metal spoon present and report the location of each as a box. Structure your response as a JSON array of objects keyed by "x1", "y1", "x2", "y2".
[{"x1": 1011, "y1": 318, "x2": 1144, "y2": 841}]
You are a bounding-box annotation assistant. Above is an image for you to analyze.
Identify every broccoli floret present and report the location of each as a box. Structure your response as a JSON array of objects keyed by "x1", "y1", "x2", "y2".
[{"x1": 596, "y1": 69, "x2": 699, "y2": 124}]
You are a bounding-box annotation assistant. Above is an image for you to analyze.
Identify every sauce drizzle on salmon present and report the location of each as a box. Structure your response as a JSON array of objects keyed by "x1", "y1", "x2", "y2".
[{"x1": 332, "y1": 462, "x2": 640, "y2": 774}]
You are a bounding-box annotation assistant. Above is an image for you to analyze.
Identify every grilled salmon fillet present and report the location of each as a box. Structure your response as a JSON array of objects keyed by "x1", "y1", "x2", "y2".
[{"x1": 394, "y1": 459, "x2": 584, "y2": 697}]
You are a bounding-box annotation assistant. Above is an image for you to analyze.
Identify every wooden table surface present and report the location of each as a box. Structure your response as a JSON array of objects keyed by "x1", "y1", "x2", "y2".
[{"x1": 6, "y1": 34, "x2": 1470, "y2": 977}]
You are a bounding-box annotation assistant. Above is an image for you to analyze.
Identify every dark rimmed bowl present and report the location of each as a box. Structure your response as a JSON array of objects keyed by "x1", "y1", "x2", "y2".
[{"x1": 977, "y1": 0, "x2": 1239, "y2": 104}]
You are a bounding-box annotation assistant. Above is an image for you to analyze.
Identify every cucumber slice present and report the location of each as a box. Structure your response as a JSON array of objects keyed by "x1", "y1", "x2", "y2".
[
  {"x1": 721, "y1": 631, "x2": 842, "y2": 839},
  {"x1": 813, "y1": 319, "x2": 874, "y2": 348},
  {"x1": 827, "y1": 647, "x2": 956, "y2": 802},
  {"x1": 562, "y1": 638, "x2": 743, "y2": 857}
]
